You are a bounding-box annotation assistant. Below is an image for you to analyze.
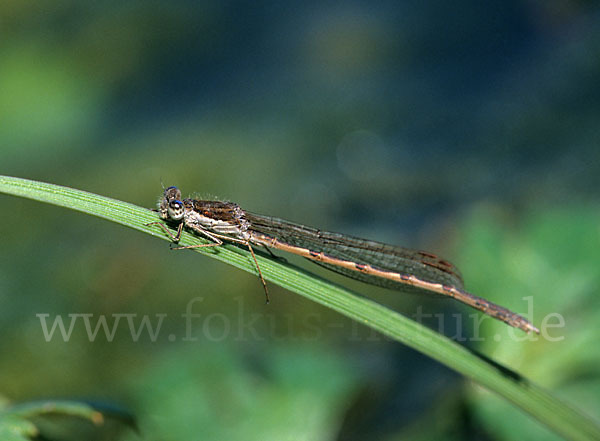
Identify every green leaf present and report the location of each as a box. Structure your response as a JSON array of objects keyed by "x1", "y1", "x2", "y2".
[
  {"x1": 0, "y1": 398, "x2": 136, "y2": 440},
  {"x1": 1, "y1": 175, "x2": 599, "y2": 441},
  {"x1": 4, "y1": 400, "x2": 104, "y2": 426},
  {"x1": 0, "y1": 415, "x2": 38, "y2": 441}
]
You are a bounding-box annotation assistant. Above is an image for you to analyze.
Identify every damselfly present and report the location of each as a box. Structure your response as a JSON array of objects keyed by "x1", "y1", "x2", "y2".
[{"x1": 148, "y1": 186, "x2": 539, "y2": 334}]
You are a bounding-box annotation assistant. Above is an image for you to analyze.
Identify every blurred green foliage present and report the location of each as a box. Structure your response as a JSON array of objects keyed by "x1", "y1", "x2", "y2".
[
  {"x1": 123, "y1": 343, "x2": 358, "y2": 441},
  {"x1": 459, "y1": 206, "x2": 600, "y2": 441},
  {"x1": 1, "y1": 0, "x2": 599, "y2": 439}
]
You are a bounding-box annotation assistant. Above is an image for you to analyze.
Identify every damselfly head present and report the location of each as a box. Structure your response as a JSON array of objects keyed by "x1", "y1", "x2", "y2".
[
  {"x1": 158, "y1": 186, "x2": 184, "y2": 221},
  {"x1": 166, "y1": 200, "x2": 185, "y2": 221}
]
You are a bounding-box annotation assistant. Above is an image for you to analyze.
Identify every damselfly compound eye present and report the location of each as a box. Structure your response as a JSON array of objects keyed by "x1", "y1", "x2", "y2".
[
  {"x1": 167, "y1": 200, "x2": 185, "y2": 221},
  {"x1": 164, "y1": 186, "x2": 182, "y2": 201}
]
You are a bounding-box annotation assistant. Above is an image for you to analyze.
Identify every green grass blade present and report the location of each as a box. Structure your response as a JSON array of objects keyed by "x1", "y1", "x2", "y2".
[{"x1": 1, "y1": 175, "x2": 599, "y2": 440}]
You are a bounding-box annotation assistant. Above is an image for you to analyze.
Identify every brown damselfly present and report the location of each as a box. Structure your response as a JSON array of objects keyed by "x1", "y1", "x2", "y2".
[{"x1": 148, "y1": 186, "x2": 539, "y2": 334}]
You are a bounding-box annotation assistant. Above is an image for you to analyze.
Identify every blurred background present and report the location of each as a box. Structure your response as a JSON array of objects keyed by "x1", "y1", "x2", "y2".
[{"x1": 1, "y1": 1, "x2": 599, "y2": 440}]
